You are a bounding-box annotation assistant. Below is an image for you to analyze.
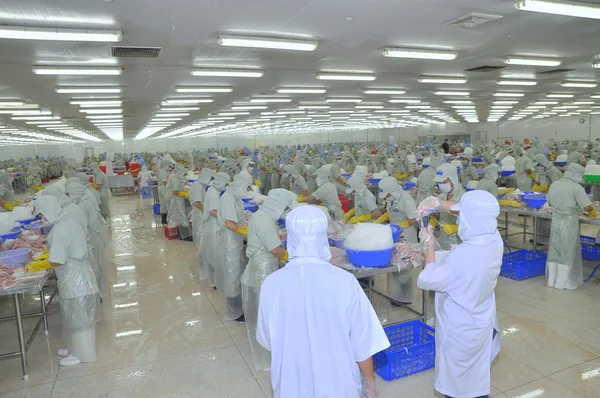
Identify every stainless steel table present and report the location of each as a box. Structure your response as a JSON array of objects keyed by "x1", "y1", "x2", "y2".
[
  {"x1": 107, "y1": 174, "x2": 135, "y2": 193},
  {"x1": 0, "y1": 270, "x2": 57, "y2": 380}
]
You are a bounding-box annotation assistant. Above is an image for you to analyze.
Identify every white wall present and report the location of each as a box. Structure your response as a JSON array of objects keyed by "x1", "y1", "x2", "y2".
[{"x1": 3, "y1": 115, "x2": 599, "y2": 163}]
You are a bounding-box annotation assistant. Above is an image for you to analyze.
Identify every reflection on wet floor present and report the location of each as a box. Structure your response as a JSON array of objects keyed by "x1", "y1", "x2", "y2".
[{"x1": 0, "y1": 197, "x2": 600, "y2": 397}]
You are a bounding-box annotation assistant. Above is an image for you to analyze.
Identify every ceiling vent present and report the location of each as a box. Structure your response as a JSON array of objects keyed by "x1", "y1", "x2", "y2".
[
  {"x1": 463, "y1": 65, "x2": 507, "y2": 73},
  {"x1": 444, "y1": 13, "x2": 503, "y2": 29},
  {"x1": 537, "y1": 68, "x2": 576, "y2": 75},
  {"x1": 111, "y1": 46, "x2": 161, "y2": 58}
]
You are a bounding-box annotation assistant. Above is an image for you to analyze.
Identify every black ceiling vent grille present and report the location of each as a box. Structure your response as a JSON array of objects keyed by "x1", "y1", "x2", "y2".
[
  {"x1": 463, "y1": 65, "x2": 507, "y2": 73},
  {"x1": 111, "y1": 46, "x2": 161, "y2": 58},
  {"x1": 537, "y1": 68, "x2": 576, "y2": 75}
]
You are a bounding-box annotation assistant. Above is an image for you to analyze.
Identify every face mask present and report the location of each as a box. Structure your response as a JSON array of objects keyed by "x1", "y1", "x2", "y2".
[
  {"x1": 461, "y1": 161, "x2": 468, "y2": 167},
  {"x1": 439, "y1": 182, "x2": 453, "y2": 193}
]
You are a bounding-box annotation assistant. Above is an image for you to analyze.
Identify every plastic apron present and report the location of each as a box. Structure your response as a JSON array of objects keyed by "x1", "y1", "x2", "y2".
[
  {"x1": 271, "y1": 170, "x2": 281, "y2": 190},
  {"x1": 547, "y1": 209, "x2": 584, "y2": 290},
  {"x1": 167, "y1": 177, "x2": 192, "y2": 239},
  {"x1": 515, "y1": 156, "x2": 534, "y2": 192},
  {"x1": 215, "y1": 195, "x2": 247, "y2": 321},
  {"x1": 94, "y1": 172, "x2": 112, "y2": 219},
  {"x1": 437, "y1": 188, "x2": 464, "y2": 250},
  {"x1": 536, "y1": 168, "x2": 560, "y2": 245},
  {"x1": 200, "y1": 215, "x2": 219, "y2": 286},
  {"x1": 387, "y1": 192, "x2": 418, "y2": 303},
  {"x1": 242, "y1": 245, "x2": 279, "y2": 372},
  {"x1": 416, "y1": 169, "x2": 436, "y2": 205}
]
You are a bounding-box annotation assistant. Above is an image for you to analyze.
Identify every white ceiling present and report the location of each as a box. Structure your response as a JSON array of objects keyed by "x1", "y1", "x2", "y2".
[{"x1": 2, "y1": 0, "x2": 600, "y2": 141}]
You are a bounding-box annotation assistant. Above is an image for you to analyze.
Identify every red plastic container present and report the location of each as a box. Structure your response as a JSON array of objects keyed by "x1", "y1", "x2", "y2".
[
  {"x1": 99, "y1": 165, "x2": 107, "y2": 173},
  {"x1": 164, "y1": 225, "x2": 178, "y2": 240},
  {"x1": 338, "y1": 194, "x2": 351, "y2": 213},
  {"x1": 88, "y1": 177, "x2": 94, "y2": 183}
]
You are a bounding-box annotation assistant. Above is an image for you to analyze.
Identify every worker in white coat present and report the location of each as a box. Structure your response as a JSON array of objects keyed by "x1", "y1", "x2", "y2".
[
  {"x1": 297, "y1": 167, "x2": 344, "y2": 220},
  {"x1": 416, "y1": 156, "x2": 441, "y2": 205},
  {"x1": 417, "y1": 190, "x2": 502, "y2": 398},
  {"x1": 546, "y1": 164, "x2": 595, "y2": 289},
  {"x1": 199, "y1": 172, "x2": 230, "y2": 288},
  {"x1": 460, "y1": 154, "x2": 479, "y2": 183},
  {"x1": 43, "y1": 185, "x2": 87, "y2": 235},
  {"x1": 139, "y1": 165, "x2": 151, "y2": 189},
  {"x1": 0, "y1": 170, "x2": 17, "y2": 211},
  {"x1": 157, "y1": 163, "x2": 170, "y2": 224},
  {"x1": 168, "y1": 164, "x2": 192, "y2": 240},
  {"x1": 242, "y1": 189, "x2": 296, "y2": 372},
  {"x1": 76, "y1": 173, "x2": 101, "y2": 208},
  {"x1": 89, "y1": 163, "x2": 112, "y2": 219},
  {"x1": 533, "y1": 154, "x2": 562, "y2": 246},
  {"x1": 190, "y1": 169, "x2": 215, "y2": 279},
  {"x1": 434, "y1": 163, "x2": 465, "y2": 250},
  {"x1": 515, "y1": 149, "x2": 536, "y2": 192},
  {"x1": 476, "y1": 164, "x2": 500, "y2": 198},
  {"x1": 375, "y1": 177, "x2": 418, "y2": 304},
  {"x1": 344, "y1": 175, "x2": 381, "y2": 224},
  {"x1": 216, "y1": 177, "x2": 251, "y2": 322},
  {"x1": 34, "y1": 196, "x2": 99, "y2": 367},
  {"x1": 257, "y1": 205, "x2": 390, "y2": 398}
]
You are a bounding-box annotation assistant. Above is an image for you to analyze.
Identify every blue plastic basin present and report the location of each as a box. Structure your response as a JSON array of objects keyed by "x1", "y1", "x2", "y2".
[
  {"x1": 390, "y1": 224, "x2": 403, "y2": 243},
  {"x1": 346, "y1": 247, "x2": 394, "y2": 267}
]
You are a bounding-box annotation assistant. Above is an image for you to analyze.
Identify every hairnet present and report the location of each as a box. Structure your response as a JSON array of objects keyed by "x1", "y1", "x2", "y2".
[
  {"x1": 260, "y1": 189, "x2": 297, "y2": 221},
  {"x1": 345, "y1": 175, "x2": 366, "y2": 194},
  {"x1": 285, "y1": 205, "x2": 331, "y2": 261},
  {"x1": 175, "y1": 164, "x2": 187, "y2": 177},
  {"x1": 66, "y1": 181, "x2": 88, "y2": 202},
  {"x1": 66, "y1": 177, "x2": 82, "y2": 187},
  {"x1": 461, "y1": 154, "x2": 472, "y2": 162},
  {"x1": 533, "y1": 154, "x2": 549, "y2": 167},
  {"x1": 283, "y1": 164, "x2": 296, "y2": 177},
  {"x1": 483, "y1": 164, "x2": 500, "y2": 181},
  {"x1": 433, "y1": 163, "x2": 458, "y2": 183},
  {"x1": 564, "y1": 163, "x2": 585, "y2": 182},
  {"x1": 378, "y1": 177, "x2": 398, "y2": 199},
  {"x1": 450, "y1": 190, "x2": 499, "y2": 243},
  {"x1": 89, "y1": 163, "x2": 100, "y2": 172},
  {"x1": 526, "y1": 148, "x2": 538, "y2": 158},
  {"x1": 225, "y1": 178, "x2": 250, "y2": 199},
  {"x1": 199, "y1": 169, "x2": 215, "y2": 185},
  {"x1": 34, "y1": 195, "x2": 65, "y2": 225},
  {"x1": 0, "y1": 170, "x2": 11, "y2": 184},
  {"x1": 397, "y1": 150, "x2": 407, "y2": 159},
  {"x1": 43, "y1": 185, "x2": 71, "y2": 207},
  {"x1": 211, "y1": 172, "x2": 230, "y2": 191},
  {"x1": 234, "y1": 170, "x2": 253, "y2": 186},
  {"x1": 429, "y1": 156, "x2": 442, "y2": 169}
]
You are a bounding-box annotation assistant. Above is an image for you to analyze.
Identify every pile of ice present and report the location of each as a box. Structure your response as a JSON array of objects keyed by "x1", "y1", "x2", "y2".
[
  {"x1": 344, "y1": 223, "x2": 394, "y2": 251},
  {"x1": 585, "y1": 164, "x2": 600, "y2": 176},
  {"x1": 422, "y1": 157, "x2": 431, "y2": 166},
  {"x1": 11, "y1": 207, "x2": 33, "y2": 221},
  {"x1": 372, "y1": 171, "x2": 389, "y2": 178},
  {"x1": 556, "y1": 154, "x2": 568, "y2": 163},
  {"x1": 501, "y1": 156, "x2": 516, "y2": 167},
  {"x1": 466, "y1": 180, "x2": 479, "y2": 189},
  {"x1": 354, "y1": 165, "x2": 368, "y2": 176},
  {"x1": 464, "y1": 147, "x2": 474, "y2": 156},
  {"x1": 0, "y1": 213, "x2": 18, "y2": 235}
]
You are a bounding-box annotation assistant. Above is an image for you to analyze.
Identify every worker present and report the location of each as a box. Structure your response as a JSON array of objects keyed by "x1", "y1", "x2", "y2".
[
  {"x1": 0, "y1": 170, "x2": 17, "y2": 211},
  {"x1": 33, "y1": 196, "x2": 99, "y2": 367},
  {"x1": 567, "y1": 144, "x2": 586, "y2": 166},
  {"x1": 298, "y1": 167, "x2": 344, "y2": 220},
  {"x1": 28, "y1": 161, "x2": 43, "y2": 192},
  {"x1": 476, "y1": 164, "x2": 500, "y2": 198},
  {"x1": 344, "y1": 175, "x2": 381, "y2": 224},
  {"x1": 139, "y1": 165, "x2": 152, "y2": 190},
  {"x1": 365, "y1": 155, "x2": 378, "y2": 174},
  {"x1": 376, "y1": 177, "x2": 419, "y2": 304},
  {"x1": 329, "y1": 163, "x2": 347, "y2": 194},
  {"x1": 393, "y1": 151, "x2": 414, "y2": 180},
  {"x1": 515, "y1": 148, "x2": 536, "y2": 192},
  {"x1": 306, "y1": 165, "x2": 318, "y2": 193},
  {"x1": 66, "y1": 181, "x2": 108, "y2": 300},
  {"x1": 433, "y1": 163, "x2": 465, "y2": 250},
  {"x1": 216, "y1": 176, "x2": 251, "y2": 322},
  {"x1": 168, "y1": 165, "x2": 192, "y2": 240},
  {"x1": 533, "y1": 154, "x2": 562, "y2": 246},
  {"x1": 416, "y1": 156, "x2": 441, "y2": 205},
  {"x1": 283, "y1": 165, "x2": 310, "y2": 196},
  {"x1": 76, "y1": 173, "x2": 101, "y2": 208},
  {"x1": 43, "y1": 185, "x2": 87, "y2": 235},
  {"x1": 546, "y1": 164, "x2": 595, "y2": 290},
  {"x1": 417, "y1": 190, "x2": 501, "y2": 398},
  {"x1": 157, "y1": 163, "x2": 170, "y2": 225},
  {"x1": 89, "y1": 163, "x2": 112, "y2": 219},
  {"x1": 199, "y1": 172, "x2": 230, "y2": 288},
  {"x1": 190, "y1": 169, "x2": 215, "y2": 277},
  {"x1": 62, "y1": 164, "x2": 77, "y2": 179},
  {"x1": 256, "y1": 205, "x2": 390, "y2": 398},
  {"x1": 271, "y1": 164, "x2": 282, "y2": 190},
  {"x1": 460, "y1": 154, "x2": 479, "y2": 183},
  {"x1": 241, "y1": 189, "x2": 296, "y2": 372},
  {"x1": 258, "y1": 154, "x2": 272, "y2": 195},
  {"x1": 442, "y1": 139, "x2": 450, "y2": 154}
]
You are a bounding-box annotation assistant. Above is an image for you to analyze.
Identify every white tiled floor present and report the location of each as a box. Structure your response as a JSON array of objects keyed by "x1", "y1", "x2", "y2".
[{"x1": 1, "y1": 195, "x2": 600, "y2": 397}]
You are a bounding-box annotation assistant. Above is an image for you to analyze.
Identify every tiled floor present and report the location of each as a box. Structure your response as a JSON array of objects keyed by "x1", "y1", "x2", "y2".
[{"x1": 1, "y1": 196, "x2": 600, "y2": 397}]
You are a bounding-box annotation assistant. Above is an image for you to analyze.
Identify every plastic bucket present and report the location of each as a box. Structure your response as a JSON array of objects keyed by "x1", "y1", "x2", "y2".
[
  {"x1": 390, "y1": 224, "x2": 403, "y2": 243},
  {"x1": 501, "y1": 170, "x2": 516, "y2": 177},
  {"x1": 346, "y1": 247, "x2": 394, "y2": 267},
  {"x1": 338, "y1": 194, "x2": 351, "y2": 213}
]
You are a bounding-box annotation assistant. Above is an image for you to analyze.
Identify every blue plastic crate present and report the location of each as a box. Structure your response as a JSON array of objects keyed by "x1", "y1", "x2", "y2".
[
  {"x1": 501, "y1": 170, "x2": 515, "y2": 177},
  {"x1": 403, "y1": 182, "x2": 415, "y2": 190},
  {"x1": 501, "y1": 250, "x2": 547, "y2": 280},
  {"x1": 472, "y1": 157, "x2": 482, "y2": 163},
  {"x1": 374, "y1": 320, "x2": 435, "y2": 381},
  {"x1": 422, "y1": 164, "x2": 429, "y2": 169},
  {"x1": 153, "y1": 203, "x2": 161, "y2": 215},
  {"x1": 345, "y1": 247, "x2": 394, "y2": 267},
  {"x1": 242, "y1": 197, "x2": 253, "y2": 204},
  {"x1": 390, "y1": 224, "x2": 403, "y2": 243},
  {"x1": 555, "y1": 161, "x2": 567, "y2": 167},
  {"x1": 581, "y1": 235, "x2": 600, "y2": 261}
]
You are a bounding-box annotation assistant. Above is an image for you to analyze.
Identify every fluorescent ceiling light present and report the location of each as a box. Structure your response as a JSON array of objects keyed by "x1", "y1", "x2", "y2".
[
  {"x1": 546, "y1": 93, "x2": 574, "y2": 98},
  {"x1": 388, "y1": 99, "x2": 421, "y2": 103},
  {"x1": 355, "y1": 105, "x2": 384, "y2": 109},
  {"x1": 493, "y1": 92, "x2": 525, "y2": 97},
  {"x1": 443, "y1": 100, "x2": 473, "y2": 104},
  {"x1": 0, "y1": 101, "x2": 25, "y2": 107},
  {"x1": 231, "y1": 105, "x2": 268, "y2": 110},
  {"x1": 590, "y1": 95, "x2": 600, "y2": 99},
  {"x1": 86, "y1": 115, "x2": 123, "y2": 120},
  {"x1": 418, "y1": 77, "x2": 466, "y2": 84},
  {"x1": 497, "y1": 79, "x2": 537, "y2": 86},
  {"x1": 534, "y1": 100, "x2": 559, "y2": 104},
  {"x1": 434, "y1": 91, "x2": 470, "y2": 96},
  {"x1": 250, "y1": 97, "x2": 292, "y2": 103},
  {"x1": 207, "y1": 117, "x2": 235, "y2": 121},
  {"x1": 190, "y1": 68, "x2": 263, "y2": 77},
  {"x1": 299, "y1": 105, "x2": 330, "y2": 109},
  {"x1": 503, "y1": 56, "x2": 561, "y2": 66},
  {"x1": 382, "y1": 47, "x2": 457, "y2": 60},
  {"x1": 406, "y1": 105, "x2": 431, "y2": 109},
  {"x1": 218, "y1": 35, "x2": 318, "y2": 52},
  {"x1": 0, "y1": 25, "x2": 122, "y2": 42},
  {"x1": 80, "y1": 109, "x2": 122, "y2": 114},
  {"x1": 326, "y1": 98, "x2": 363, "y2": 103},
  {"x1": 158, "y1": 107, "x2": 199, "y2": 112},
  {"x1": 56, "y1": 87, "x2": 121, "y2": 94},
  {"x1": 37, "y1": 124, "x2": 69, "y2": 128},
  {"x1": 153, "y1": 113, "x2": 189, "y2": 118},
  {"x1": 71, "y1": 100, "x2": 123, "y2": 107},
  {"x1": 150, "y1": 118, "x2": 181, "y2": 122},
  {"x1": 363, "y1": 89, "x2": 406, "y2": 95},
  {"x1": 316, "y1": 73, "x2": 376, "y2": 81},
  {"x1": 494, "y1": 101, "x2": 520, "y2": 104},
  {"x1": 175, "y1": 86, "x2": 232, "y2": 93},
  {"x1": 216, "y1": 112, "x2": 250, "y2": 116},
  {"x1": 562, "y1": 81, "x2": 597, "y2": 88},
  {"x1": 573, "y1": 101, "x2": 594, "y2": 104},
  {"x1": 12, "y1": 116, "x2": 57, "y2": 121},
  {"x1": 276, "y1": 88, "x2": 327, "y2": 94},
  {"x1": 162, "y1": 98, "x2": 213, "y2": 105},
  {"x1": 26, "y1": 120, "x2": 62, "y2": 125},
  {"x1": 33, "y1": 66, "x2": 122, "y2": 75},
  {"x1": 515, "y1": 0, "x2": 600, "y2": 20}
]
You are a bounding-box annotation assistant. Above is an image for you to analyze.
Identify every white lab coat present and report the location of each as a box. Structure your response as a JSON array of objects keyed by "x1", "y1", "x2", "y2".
[
  {"x1": 417, "y1": 229, "x2": 502, "y2": 398},
  {"x1": 257, "y1": 259, "x2": 390, "y2": 398}
]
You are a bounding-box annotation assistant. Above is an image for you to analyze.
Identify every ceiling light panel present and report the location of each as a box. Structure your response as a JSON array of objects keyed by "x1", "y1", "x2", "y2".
[
  {"x1": 218, "y1": 35, "x2": 318, "y2": 51},
  {"x1": 503, "y1": 56, "x2": 562, "y2": 66},
  {"x1": 546, "y1": 93, "x2": 574, "y2": 98},
  {"x1": 493, "y1": 92, "x2": 525, "y2": 97},
  {"x1": 316, "y1": 73, "x2": 376, "y2": 81},
  {"x1": 0, "y1": 25, "x2": 122, "y2": 42},
  {"x1": 33, "y1": 66, "x2": 122, "y2": 75},
  {"x1": 175, "y1": 86, "x2": 232, "y2": 93},
  {"x1": 515, "y1": 0, "x2": 600, "y2": 20},
  {"x1": 325, "y1": 98, "x2": 363, "y2": 103},
  {"x1": 276, "y1": 88, "x2": 327, "y2": 94},
  {"x1": 363, "y1": 89, "x2": 406, "y2": 95},
  {"x1": 80, "y1": 109, "x2": 122, "y2": 114},
  {"x1": 497, "y1": 79, "x2": 537, "y2": 86},
  {"x1": 562, "y1": 81, "x2": 597, "y2": 88},
  {"x1": 190, "y1": 68, "x2": 263, "y2": 77},
  {"x1": 434, "y1": 91, "x2": 470, "y2": 96},
  {"x1": 56, "y1": 86, "x2": 122, "y2": 94},
  {"x1": 382, "y1": 47, "x2": 457, "y2": 60},
  {"x1": 162, "y1": 98, "x2": 213, "y2": 105},
  {"x1": 418, "y1": 77, "x2": 467, "y2": 84},
  {"x1": 250, "y1": 97, "x2": 292, "y2": 103}
]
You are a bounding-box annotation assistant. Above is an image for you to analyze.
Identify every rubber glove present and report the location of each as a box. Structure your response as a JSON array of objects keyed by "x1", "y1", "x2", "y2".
[
  {"x1": 532, "y1": 185, "x2": 549, "y2": 192},
  {"x1": 31, "y1": 185, "x2": 43, "y2": 191},
  {"x1": 297, "y1": 193, "x2": 306, "y2": 203},
  {"x1": 252, "y1": 178, "x2": 262, "y2": 188},
  {"x1": 4, "y1": 201, "x2": 15, "y2": 211},
  {"x1": 343, "y1": 208, "x2": 356, "y2": 222},
  {"x1": 280, "y1": 250, "x2": 289, "y2": 263},
  {"x1": 529, "y1": 173, "x2": 536, "y2": 180},
  {"x1": 33, "y1": 247, "x2": 49, "y2": 261},
  {"x1": 27, "y1": 258, "x2": 53, "y2": 272},
  {"x1": 398, "y1": 220, "x2": 411, "y2": 228},
  {"x1": 349, "y1": 214, "x2": 372, "y2": 224},
  {"x1": 373, "y1": 213, "x2": 390, "y2": 224},
  {"x1": 589, "y1": 208, "x2": 598, "y2": 218},
  {"x1": 92, "y1": 183, "x2": 101, "y2": 190},
  {"x1": 265, "y1": 167, "x2": 273, "y2": 173},
  {"x1": 442, "y1": 224, "x2": 459, "y2": 235},
  {"x1": 178, "y1": 191, "x2": 190, "y2": 198},
  {"x1": 236, "y1": 224, "x2": 248, "y2": 236},
  {"x1": 339, "y1": 177, "x2": 348, "y2": 185},
  {"x1": 499, "y1": 199, "x2": 522, "y2": 208},
  {"x1": 429, "y1": 218, "x2": 438, "y2": 228},
  {"x1": 393, "y1": 173, "x2": 409, "y2": 180}
]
